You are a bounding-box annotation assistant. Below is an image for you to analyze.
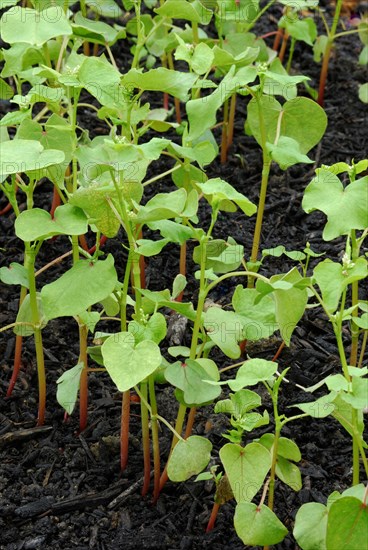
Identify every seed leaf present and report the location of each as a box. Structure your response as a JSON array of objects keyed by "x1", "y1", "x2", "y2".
[
  {"x1": 327, "y1": 497, "x2": 368, "y2": 550},
  {"x1": 220, "y1": 442, "x2": 271, "y2": 503},
  {"x1": 56, "y1": 362, "x2": 84, "y2": 415},
  {"x1": 41, "y1": 255, "x2": 118, "y2": 320},
  {"x1": 15, "y1": 204, "x2": 88, "y2": 242},
  {"x1": 294, "y1": 502, "x2": 328, "y2": 550},
  {"x1": 101, "y1": 332, "x2": 162, "y2": 392},
  {"x1": 234, "y1": 503, "x2": 288, "y2": 546},
  {"x1": 302, "y1": 170, "x2": 368, "y2": 240},
  {"x1": 1, "y1": 7, "x2": 72, "y2": 46},
  {"x1": 167, "y1": 436, "x2": 212, "y2": 482}
]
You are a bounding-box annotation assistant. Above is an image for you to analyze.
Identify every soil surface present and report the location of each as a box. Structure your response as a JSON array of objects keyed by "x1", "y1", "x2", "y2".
[{"x1": 0, "y1": 2, "x2": 367, "y2": 549}]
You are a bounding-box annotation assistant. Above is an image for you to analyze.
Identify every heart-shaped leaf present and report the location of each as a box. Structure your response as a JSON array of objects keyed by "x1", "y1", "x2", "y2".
[
  {"x1": 327, "y1": 497, "x2": 368, "y2": 550},
  {"x1": 228, "y1": 359, "x2": 278, "y2": 391},
  {"x1": 15, "y1": 204, "x2": 88, "y2": 242},
  {"x1": 294, "y1": 502, "x2": 328, "y2": 550},
  {"x1": 302, "y1": 170, "x2": 368, "y2": 240},
  {"x1": 102, "y1": 332, "x2": 162, "y2": 392},
  {"x1": 167, "y1": 436, "x2": 212, "y2": 482},
  {"x1": 56, "y1": 362, "x2": 84, "y2": 415},
  {"x1": 41, "y1": 255, "x2": 117, "y2": 320},
  {"x1": 0, "y1": 139, "x2": 65, "y2": 181},
  {"x1": 220, "y1": 442, "x2": 271, "y2": 503},
  {"x1": 247, "y1": 96, "x2": 327, "y2": 158},
  {"x1": 234, "y1": 503, "x2": 288, "y2": 546},
  {"x1": 1, "y1": 7, "x2": 72, "y2": 46},
  {"x1": 164, "y1": 358, "x2": 220, "y2": 405}
]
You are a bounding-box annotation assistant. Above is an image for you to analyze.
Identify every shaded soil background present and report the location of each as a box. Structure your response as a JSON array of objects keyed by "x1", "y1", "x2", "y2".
[{"x1": 0, "y1": 1, "x2": 367, "y2": 549}]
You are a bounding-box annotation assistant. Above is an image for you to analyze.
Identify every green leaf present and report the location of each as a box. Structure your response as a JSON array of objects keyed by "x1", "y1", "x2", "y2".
[
  {"x1": 258, "y1": 434, "x2": 301, "y2": 461},
  {"x1": 215, "y1": 389, "x2": 261, "y2": 416},
  {"x1": 294, "y1": 502, "x2": 328, "y2": 550},
  {"x1": 148, "y1": 220, "x2": 194, "y2": 245},
  {"x1": 122, "y1": 68, "x2": 197, "y2": 102},
  {"x1": 271, "y1": 267, "x2": 308, "y2": 345},
  {"x1": 232, "y1": 286, "x2": 277, "y2": 341},
  {"x1": 332, "y1": 394, "x2": 366, "y2": 445},
  {"x1": 102, "y1": 332, "x2": 162, "y2": 392},
  {"x1": 234, "y1": 503, "x2": 288, "y2": 546},
  {"x1": 167, "y1": 436, "x2": 212, "y2": 481},
  {"x1": 155, "y1": 0, "x2": 213, "y2": 24},
  {"x1": 0, "y1": 262, "x2": 29, "y2": 287},
  {"x1": 164, "y1": 358, "x2": 220, "y2": 405},
  {"x1": 78, "y1": 311, "x2": 100, "y2": 334},
  {"x1": 187, "y1": 65, "x2": 257, "y2": 140},
  {"x1": 204, "y1": 308, "x2": 243, "y2": 359},
  {"x1": 78, "y1": 57, "x2": 121, "y2": 107},
  {"x1": 172, "y1": 274, "x2": 187, "y2": 300},
  {"x1": 195, "y1": 178, "x2": 257, "y2": 216},
  {"x1": 136, "y1": 238, "x2": 170, "y2": 256},
  {"x1": 191, "y1": 42, "x2": 215, "y2": 75},
  {"x1": 70, "y1": 183, "x2": 121, "y2": 238},
  {"x1": 1, "y1": 7, "x2": 72, "y2": 46},
  {"x1": 327, "y1": 497, "x2": 368, "y2": 550},
  {"x1": 193, "y1": 238, "x2": 243, "y2": 273},
  {"x1": 128, "y1": 312, "x2": 167, "y2": 345},
  {"x1": 0, "y1": 77, "x2": 14, "y2": 100},
  {"x1": 14, "y1": 293, "x2": 48, "y2": 336},
  {"x1": 313, "y1": 34, "x2": 329, "y2": 62},
  {"x1": 266, "y1": 136, "x2": 313, "y2": 170},
  {"x1": 41, "y1": 255, "x2": 117, "y2": 320},
  {"x1": 313, "y1": 258, "x2": 368, "y2": 313},
  {"x1": 228, "y1": 358, "x2": 278, "y2": 390},
  {"x1": 341, "y1": 376, "x2": 368, "y2": 410},
  {"x1": 72, "y1": 12, "x2": 122, "y2": 45},
  {"x1": 220, "y1": 442, "x2": 271, "y2": 502},
  {"x1": 0, "y1": 139, "x2": 65, "y2": 181},
  {"x1": 292, "y1": 393, "x2": 336, "y2": 419},
  {"x1": 56, "y1": 362, "x2": 84, "y2": 415},
  {"x1": 87, "y1": 0, "x2": 123, "y2": 18},
  {"x1": 283, "y1": 17, "x2": 317, "y2": 46},
  {"x1": 15, "y1": 204, "x2": 88, "y2": 242},
  {"x1": 247, "y1": 96, "x2": 327, "y2": 156},
  {"x1": 276, "y1": 455, "x2": 302, "y2": 491},
  {"x1": 303, "y1": 170, "x2": 368, "y2": 240},
  {"x1": 135, "y1": 188, "x2": 189, "y2": 223}
]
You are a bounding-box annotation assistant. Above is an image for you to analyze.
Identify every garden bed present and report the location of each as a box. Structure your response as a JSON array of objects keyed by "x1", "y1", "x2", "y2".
[{"x1": 0, "y1": 1, "x2": 367, "y2": 549}]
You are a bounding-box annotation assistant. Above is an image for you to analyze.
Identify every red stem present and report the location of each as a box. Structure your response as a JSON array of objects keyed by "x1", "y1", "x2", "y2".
[
  {"x1": 273, "y1": 28, "x2": 283, "y2": 51},
  {"x1": 88, "y1": 234, "x2": 108, "y2": 255},
  {"x1": 50, "y1": 187, "x2": 61, "y2": 219},
  {"x1": 184, "y1": 407, "x2": 196, "y2": 439},
  {"x1": 278, "y1": 32, "x2": 289, "y2": 63},
  {"x1": 0, "y1": 202, "x2": 13, "y2": 215},
  {"x1": 206, "y1": 502, "x2": 220, "y2": 533},
  {"x1": 318, "y1": 42, "x2": 333, "y2": 106},
  {"x1": 120, "y1": 390, "x2": 130, "y2": 470},
  {"x1": 78, "y1": 324, "x2": 88, "y2": 432},
  {"x1": 6, "y1": 332, "x2": 24, "y2": 397},
  {"x1": 79, "y1": 234, "x2": 89, "y2": 252}
]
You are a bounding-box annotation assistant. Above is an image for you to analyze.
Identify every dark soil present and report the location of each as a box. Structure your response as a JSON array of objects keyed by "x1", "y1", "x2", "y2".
[{"x1": 0, "y1": 2, "x2": 367, "y2": 549}]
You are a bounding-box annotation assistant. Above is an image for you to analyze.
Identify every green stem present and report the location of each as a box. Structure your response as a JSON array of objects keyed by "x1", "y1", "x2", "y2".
[
  {"x1": 149, "y1": 374, "x2": 161, "y2": 502},
  {"x1": 318, "y1": 0, "x2": 343, "y2": 105},
  {"x1": 244, "y1": 0, "x2": 276, "y2": 33},
  {"x1": 286, "y1": 37, "x2": 296, "y2": 74},
  {"x1": 140, "y1": 381, "x2": 151, "y2": 496},
  {"x1": 131, "y1": 0, "x2": 143, "y2": 69},
  {"x1": 26, "y1": 243, "x2": 46, "y2": 426},
  {"x1": 78, "y1": 322, "x2": 88, "y2": 432},
  {"x1": 250, "y1": 90, "x2": 272, "y2": 273},
  {"x1": 159, "y1": 403, "x2": 187, "y2": 491},
  {"x1": 350, "y1": 231, "x2": 359, "y2": 367}
]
